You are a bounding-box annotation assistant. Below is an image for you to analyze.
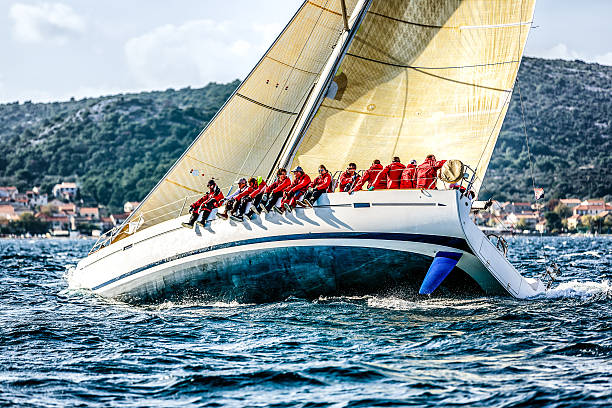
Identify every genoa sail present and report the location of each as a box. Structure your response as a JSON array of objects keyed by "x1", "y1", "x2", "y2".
[
  {"x1": 115, "y1": 0, "x2": 360, "y2": 240},
  {"x1": 291, "y1": 0, "x2": 536, "y2": 195}
]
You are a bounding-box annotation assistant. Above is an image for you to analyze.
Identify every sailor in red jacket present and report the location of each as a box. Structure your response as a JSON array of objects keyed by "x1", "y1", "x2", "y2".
[
  {"x1": 299, "y1": 164, "x2": 332, "y2": 207},
  {"x1": 181, "y1": 179, "x2": 224, "y2": 228},
  {"x1": 248, "y1": 177, "x2": 267, "y2": 215},
  {"x1": 217, "y1": 178, "x2": 249, "y2": 220},
  {"x1": 230, "y1": 177, "x2": 258, "y2": 221},
  {"x1": 338, "y1": 162, "x2": 358, "y2": 192},
  {"x1": 371, "y1": 157, "x2": 405, "y2": 189},
  {"x1": 416, "y1": 154, "x2": 446, "y2": 189},
  {"x1": 262, "y1": 168, "x2": 291, "y2": 213},
  {"x1": 280, "y1": 166, "x2": 311, "y2": 213},
  {"x1": 349, "y1": 160, "x2": 385, "y2": 193},
  {"x1": 400, "y1": 159, "x2": 418, "y2": 189}
]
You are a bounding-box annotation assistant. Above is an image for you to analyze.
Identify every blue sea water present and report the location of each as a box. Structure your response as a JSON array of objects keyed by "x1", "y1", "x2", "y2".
[{"x1": 0, "y1": 237, "x2": 611, "y2": 407}]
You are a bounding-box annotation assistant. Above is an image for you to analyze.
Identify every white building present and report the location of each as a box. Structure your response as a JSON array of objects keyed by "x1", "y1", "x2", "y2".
[{"x1": 52, "y1": 182, "x2": 79, "y2": 200}]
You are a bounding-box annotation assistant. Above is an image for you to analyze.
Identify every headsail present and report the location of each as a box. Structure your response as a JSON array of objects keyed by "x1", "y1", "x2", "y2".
[
  {"x1": 115, "y1": 0, "x2": 360, "y2": 240},
  {"x1": 292, "y1": 0, "x2": 536, "y2": 194}
]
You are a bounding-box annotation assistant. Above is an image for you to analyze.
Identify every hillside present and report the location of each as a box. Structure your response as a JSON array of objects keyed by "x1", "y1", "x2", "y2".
[{"x1": 0, "y1": 57, "x2": 610, "y2": 210}]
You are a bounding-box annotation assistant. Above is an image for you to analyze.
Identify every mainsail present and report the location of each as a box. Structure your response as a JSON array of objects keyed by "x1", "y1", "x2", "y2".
[
  {"x1": 291, "y1": 0, "x2": 536, "y2": 194},
  {"x1": 115, "y1": 0, "x2": 360, "y2": 240}
]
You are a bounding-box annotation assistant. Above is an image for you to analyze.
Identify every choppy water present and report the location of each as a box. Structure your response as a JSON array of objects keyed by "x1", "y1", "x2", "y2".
[{"x1": 1, "y1": 237, "x2": 611, "y2": 407}]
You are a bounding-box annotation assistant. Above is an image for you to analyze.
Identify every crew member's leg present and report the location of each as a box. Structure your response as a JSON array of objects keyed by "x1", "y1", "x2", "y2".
[
  {"x1": 304, "y1": 189, "x2": 323, "y2": 207},
  {"x1": 265, "y1": 192, "x2": 283, "y2": 213},
  {"x1": 182, "y1": 208, "x2": 200, "y2": 228}
]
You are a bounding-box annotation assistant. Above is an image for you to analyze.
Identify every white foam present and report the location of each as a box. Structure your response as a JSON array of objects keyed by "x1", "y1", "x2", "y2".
[
  {"x1": 534, "y1": 279, "x2": 612, "y2": 300},
  {"x1": 560, "y1": 251, "x2": 601, "y2": 259}
]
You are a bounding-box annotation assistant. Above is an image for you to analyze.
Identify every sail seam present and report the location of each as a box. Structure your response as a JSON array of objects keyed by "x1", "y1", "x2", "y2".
[
  {"x1": 236, "y1": 93, "x2": 299, "y2": 115},
  {"x1": 307, "y1": 1, "x2": 342, "y2": 16},
  {"x1": 369, "y1": 11, "x2": 532, "y2": 31},
  {"x1": 345, "y1": 53, "x2": 512, "y2": 93},
  {"x1": 368, "y1": 11, "x2": 444, "y2": 29},
  {"x1": 265, "y1": 55, "x2": 319, "y2": 75},
  {"x1": 164, "y1": 179, "x2": 205, "y2": 194},
  {"x1": 346, "y1": 52, "x2": 520, "y2": 70},
  {"x1": 184, "y1": 155, "x2": 250, "y2": 176}
]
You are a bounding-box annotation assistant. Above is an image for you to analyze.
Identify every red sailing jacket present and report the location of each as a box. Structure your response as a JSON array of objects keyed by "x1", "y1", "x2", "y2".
[
  {"x1": 374, "y1": 162, "x2": 406, "y2": 189},
  {"x1": 266, "y1": 177, "x2": 291, "y2": 194},
  {"x1": 338, "y1": 170, "x2": 358, "y2": 192},
  {"x1": 288, "y1": 173, "x2": 312, "y2": 195},
  {"x1": 249, "y1": 180, "x2": 267, "y2": 199},
  {"x1": 400, "y1": 163, "x2": 417, "y2": 189},
  {"x1": 234, "y1": 185, "x2": 255, "y2": 201},
  {"x1": 310, "y1": 172, "x2": 332, "y2": 192},
  {"x1": 416, "y1": 158, "x2": 446, "y2": 189},
  {"x1": 190, "y1": 186, "x2": 224, "y2": 212},
  {"x1": 352, "y1": 163, "x2": 386, "y2": 191}
]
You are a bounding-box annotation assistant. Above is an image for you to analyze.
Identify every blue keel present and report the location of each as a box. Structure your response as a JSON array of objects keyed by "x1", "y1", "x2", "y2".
[{"x1": 419, "y1": 251, "x2": 463, "y2": 295}]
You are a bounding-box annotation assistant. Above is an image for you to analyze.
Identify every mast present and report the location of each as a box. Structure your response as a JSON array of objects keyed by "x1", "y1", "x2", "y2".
[{"x1": 277, "y1": 0, "x2": 372, "y2": 171}]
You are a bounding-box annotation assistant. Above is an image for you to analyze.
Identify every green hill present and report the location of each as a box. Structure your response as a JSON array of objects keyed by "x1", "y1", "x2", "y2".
[{"x1": 0, "y1": 57, "x2": 610, "y2": 211}]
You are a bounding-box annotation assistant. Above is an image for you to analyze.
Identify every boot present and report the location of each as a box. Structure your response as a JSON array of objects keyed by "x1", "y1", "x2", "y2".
[{"x1": 230, "y1": 214, "x2": 243, "y2": 222}]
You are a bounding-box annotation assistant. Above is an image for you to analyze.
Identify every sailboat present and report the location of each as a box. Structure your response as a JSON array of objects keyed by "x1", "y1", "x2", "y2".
[{"x1": 70, "y1": 0, "x2": 549, "y2": 303}]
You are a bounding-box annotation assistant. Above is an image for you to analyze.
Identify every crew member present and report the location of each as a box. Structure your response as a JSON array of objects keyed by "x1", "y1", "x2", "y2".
[
  {"x1": 416, "y1": 154, "x2": 446, "y2": 189},
  {"x1": 262, "y1": 168, "x2": 291, "y2": 213},
  {"x1": 217, "y1": 178, "x2": 248, "y2": 220},
  {"x1": 248, "y1": 177, "x2": 267, "y2": 215},
  {"x1": 181, "y1": 179, "x2": 224, "y2": 228},
  {"x1": 299, "y1": 164, "x2": 332, "y2": 207},
  {"x1": 349, "y1": 160, "x2": 385, "y2": 193},
  {"x1": 371, "y1": 157, "x2": 405, "y2": 189},
  {"x1": 338, "y1": 163, "x2": 358, "y2": 192},
  {"x1": 280, "y1": 166, "x2": 311, "y2": 213},
  {"x1": 229, "y1": 177, "x2": 258, "y2": 221},
  {"x1": 400, "y1": 159, "x2": 418, "y2": 189}
]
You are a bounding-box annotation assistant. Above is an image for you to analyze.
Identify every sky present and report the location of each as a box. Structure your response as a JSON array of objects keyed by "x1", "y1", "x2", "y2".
[{"x1": 0, "y1": 0, "x2": 611, "y2": 103}]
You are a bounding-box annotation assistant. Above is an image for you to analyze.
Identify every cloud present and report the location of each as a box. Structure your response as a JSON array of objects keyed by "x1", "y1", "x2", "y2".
[
  {"x1": 535, "y1": 43, "x2": 612, "y2": 66},
  {"x1": 9, "y1": 3, "x2": 85, "y2": 44},
  {"x1": 124, "y1": 19, "x2": 282, "y2": 89}
]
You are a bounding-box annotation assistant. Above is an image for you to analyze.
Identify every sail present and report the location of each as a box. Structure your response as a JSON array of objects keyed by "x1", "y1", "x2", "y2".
[
  {"x1": 292, "y1": 0, "x2": 536, "y2": 195},
  {"x1": 115, "y1": 0, "x2": 359, "y2": 240}
]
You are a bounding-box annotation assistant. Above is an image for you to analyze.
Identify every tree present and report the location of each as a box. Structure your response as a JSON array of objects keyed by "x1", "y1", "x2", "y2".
[
  {"x1": 554, "y1": 203, "x2": 572, "y2": 219},
  {"x1": 544, "y1": 211, "x2": 562, "y2": 233}
]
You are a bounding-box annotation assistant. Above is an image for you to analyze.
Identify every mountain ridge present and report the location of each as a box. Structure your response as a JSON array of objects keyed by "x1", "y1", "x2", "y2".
[{"x1": 1, "y1": 57, "x2": 610, "y2": 210}]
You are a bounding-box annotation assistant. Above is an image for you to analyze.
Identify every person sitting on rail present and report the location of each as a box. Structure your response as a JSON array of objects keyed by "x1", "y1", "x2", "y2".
[
  {"x1": 217, "y1": 178, "x2": 249, "y2": 220},
  {"x1": 416, "y1": 154, "x2": 446, "y2": 189},
  {"x1": 229, "y1": 177, "x2": 258, "y2": 222},
  {"x1": 279, "y1": 166, "x2": 311, "y2": 213},
  {"x1": 248, "y1": 176, "x2": 267, "y2": 215},
  {"x1": 400, "y1": 159, "x2": 418, "y2": 189},
  {"x1": 338, "y1": 162, "x2": 358, "y2": 192},
  {"x1": 298, "y1": 164, "x2": 332, "y2": 207},
  {"x1": 261, "y1": 168, "x2": 291, "y2": 213},
  {"x1": 349, "y1": 159, "x2": 385, "y2": 193},
  {"x1": 370, "y1": 157, "x2": 405, "y2": 190},
  {"x1": 181, "y1": 179, "x2": 224, "y2": 228}
]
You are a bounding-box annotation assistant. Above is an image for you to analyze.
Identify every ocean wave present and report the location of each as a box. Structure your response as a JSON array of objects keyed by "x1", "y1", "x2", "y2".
[{"x1": 534, "y1": 280, "x2": 612, "y2": 300}]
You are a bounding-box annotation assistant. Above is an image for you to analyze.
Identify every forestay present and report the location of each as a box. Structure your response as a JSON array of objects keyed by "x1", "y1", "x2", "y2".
[
  {"x1": 114, "y1": 0, "x2": 359, "y2": 242},
  {"x1": 292, "y1": 0, "x2": 536, "y2": 194}
]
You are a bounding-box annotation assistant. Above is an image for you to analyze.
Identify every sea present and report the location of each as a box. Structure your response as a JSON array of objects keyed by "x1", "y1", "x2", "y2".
[{"x1": 0, "y1": 236, "x2": 610, "y2": 407}]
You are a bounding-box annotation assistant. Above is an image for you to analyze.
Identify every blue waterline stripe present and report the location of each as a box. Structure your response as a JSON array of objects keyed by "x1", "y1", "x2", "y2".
[{"x1": 92, "y1": 232, "x2": 472, "y2": 291}]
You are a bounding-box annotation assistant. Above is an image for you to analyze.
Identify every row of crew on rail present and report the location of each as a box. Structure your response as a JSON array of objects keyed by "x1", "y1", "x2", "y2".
[{"x1": 182, "y1": 155, "x2": 446, "y2": 228}]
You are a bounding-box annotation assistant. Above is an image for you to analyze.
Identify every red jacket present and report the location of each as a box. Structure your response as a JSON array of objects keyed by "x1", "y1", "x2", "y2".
[
  {"x1": 266, "y1": 177, "x2": 291, "y2": 194},
  {"x1": 374, "y1": 162, "x2": 405, "y2": 189},
  {"x1": 288, "y1": 173, "x2": 311, "y2": 194},
  {"x1": 249, "y1": 180, "x2": 267, "y2": 199},
  {"x1": 234, "y1": 185, "x2": 255, "y2": 201},
  {"x1": 310, "y1": 172, "x2": 332, "y2": 192},
  {"x1": 338, "y1": 170, "x2": 358, "y2": 192},
  {"x1": 352, "y1": 163, "x2": 385, "y2": 191},
  {"x1": 400, "y1": 163, "x2": 417, "y2": 189},
  {"x1": 190, "y1": 186, "x2": 224, "y2": 212},
  {"x1": 416, "y1": 158, "x2": 446, "y2": 189}
]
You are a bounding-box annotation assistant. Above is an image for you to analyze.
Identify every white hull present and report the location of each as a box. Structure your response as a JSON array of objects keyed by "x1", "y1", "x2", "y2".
[{"x1": 70, "y1": 190, "x2": 545, "y2": 302}]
